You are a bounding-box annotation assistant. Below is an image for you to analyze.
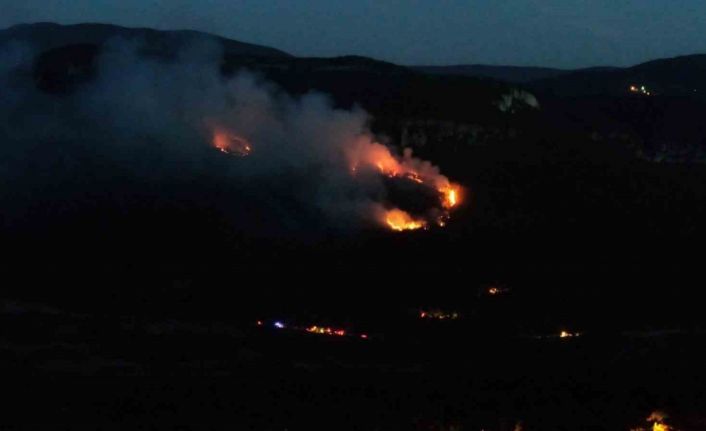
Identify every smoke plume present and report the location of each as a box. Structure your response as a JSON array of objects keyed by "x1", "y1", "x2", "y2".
[{"x1": 0, "y1": 35, "x2": 458, "y2": 239}]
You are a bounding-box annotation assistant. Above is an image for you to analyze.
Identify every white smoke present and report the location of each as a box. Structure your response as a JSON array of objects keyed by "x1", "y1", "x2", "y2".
[{"x1": 0, "y1": 35, "x2": 451, "y2": 237}]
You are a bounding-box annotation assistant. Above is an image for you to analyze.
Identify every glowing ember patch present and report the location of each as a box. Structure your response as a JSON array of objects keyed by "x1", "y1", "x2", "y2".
[
  {"x1": 405, "y1": 171, "x2": 424, "y2": 184},
  {"x1": 385, "y1": 209, "x2": 426, "y2": 231},
  {"x1": 306, "y1": 325, "x2": 347, "y2": 337},
  {"x1": 486, "y1": 286, "x2": 510, "y2": 296},
  {"x1": 559, "y1": 330, "x2": 580, "y2": 338},
  {"x1": 420, "y1": 309, "x2": 460, "y2": 320},
  {"x1": 212, "y1": 130, "x2": 252, "y2": 157}
]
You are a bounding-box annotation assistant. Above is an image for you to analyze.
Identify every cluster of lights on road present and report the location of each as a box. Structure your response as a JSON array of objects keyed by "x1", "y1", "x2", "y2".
[{"x1": 629, "y1": 85, "x2": 652, "y2": 96}]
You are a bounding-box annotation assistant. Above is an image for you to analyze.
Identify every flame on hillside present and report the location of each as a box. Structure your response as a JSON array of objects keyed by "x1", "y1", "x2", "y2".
[
  {"x1": 347, "y1": 140, "x2": 462, "y2": 231},
  {"x1": 212, "y1": 126, "x2": 462, "y2": 232}
]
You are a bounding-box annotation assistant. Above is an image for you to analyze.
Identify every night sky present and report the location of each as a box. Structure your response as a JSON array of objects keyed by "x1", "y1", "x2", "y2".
[{"x1": 2, "y1": 0, "x2": 706, "y2": 68}]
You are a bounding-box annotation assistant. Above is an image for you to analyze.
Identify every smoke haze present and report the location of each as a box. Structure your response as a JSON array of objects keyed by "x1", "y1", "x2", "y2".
[{"x1": 0, "y1": 35, "x2": 456, "y2": 241}]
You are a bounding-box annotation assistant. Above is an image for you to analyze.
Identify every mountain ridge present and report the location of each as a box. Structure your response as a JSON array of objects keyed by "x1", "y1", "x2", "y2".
[
  {"x1": 0, "y1": 22, "x2": 291, "y2": 58},
  {"x1": 412, "y1": 54, "x2": 706, "y2": 89}
]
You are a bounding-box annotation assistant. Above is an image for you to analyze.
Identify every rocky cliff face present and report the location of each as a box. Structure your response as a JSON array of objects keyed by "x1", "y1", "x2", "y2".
[{"x1": 495, "y1": 89, "x2": 540, "y2": 113}]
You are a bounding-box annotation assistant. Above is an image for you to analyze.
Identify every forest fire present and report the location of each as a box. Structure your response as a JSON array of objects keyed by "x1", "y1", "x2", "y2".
[
  {"x1": 212, "y1": 124, "x2": 461, "y2": 232},
  {"x1": 385, "y1": 209, "x2": 427, "y2": 231},
  {"x1": 444, "y1": 187, "x2": 458, "y2": 208},
  {"x1": 347, "y1": 139, "x2": 462, "y2": 232},
  {"x1": 212, "y1": 130, "x2": 252, "y2": 157}
]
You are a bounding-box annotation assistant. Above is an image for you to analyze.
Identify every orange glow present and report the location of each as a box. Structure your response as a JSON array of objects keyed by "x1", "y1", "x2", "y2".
[
  {"x1": 346, "y1": 139, "x2": 463, "y2": 232},
  {"x1": 420, "y1": 309, "x2": 460, "y2": 320},
  {"x1": 485, "y1": 285, "x2": 510, "y2": 296},
  {"x1": 373, "y1": 158, "x2": 461, "y2": 211},
  {"x1": 212, "y1": 130, "x2": 252, "y2": 157},
  {"x1": 441, "y1": 185, "x2": 460, "y2": 209},
  {"x1": 385, "y1": 209, "x2": 426, "y2": 231},
  {"x1": 559, "y1": 330, "x2": 580, "y2": 338},
  {"x1": 645, "y1": 411, "x2": 671, "y2": 431},
  {"x1": 448, "y1": 189, "x2": 457, "y2": 206},
  {"x1": 306, "y1": 325, "x2": 347, "y2": 337},
  {"x1": 405, "y1": 171, "x2": 424, "y2": 184},
  {"x1": 629, "y1": 85, "x2": 652, "y2": 96}
]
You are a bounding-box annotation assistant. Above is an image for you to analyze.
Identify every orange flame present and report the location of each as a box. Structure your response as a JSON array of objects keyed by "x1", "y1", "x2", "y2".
[
  {"x1": 441, "y1": 185, "x2": 459, "y2": 209},
  {"x1": 419, "y1": 309, "x2": 460, "y2": 320},
  {"x1": 646, "y1": 411, "x2": 671, "y2": 431},
  {"x1": 559, "y1": 330, "x2": 580, "y2": 338},
  {"x1": 306, "y1": 325, "x2": 347, "y2": 337},
  {"x1": 213, "y1": 130, "x2": 252, "y2": 157},
  {"x1": 384, "y1": 209, "x2": 427, "y2": 231},
  {"x1": 211, "y1": 126, "x2": 461, "y2": 232},
  {"x1": 346, "y1": 139, "x2": 462, "y2": 231}
]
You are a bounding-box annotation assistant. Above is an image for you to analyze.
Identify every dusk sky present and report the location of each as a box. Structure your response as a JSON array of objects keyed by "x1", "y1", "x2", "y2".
[{"x1": 2, "y1": 0, "x2": 705, "y2": 68}]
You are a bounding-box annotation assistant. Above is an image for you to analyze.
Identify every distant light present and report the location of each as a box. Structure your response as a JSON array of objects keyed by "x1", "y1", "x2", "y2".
[
  {"x1": 256, "y1": 320, "x2": 263, "y2": 326},
  {"x1": 360, "y1": 334, "x2": 368, "y2": 339},
  {"x1": 274, "y1": 321, "x2": 285, "y2": 329},
  {"x1": 559, "y1": 330, "x2": 580, "y2": 338}
]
